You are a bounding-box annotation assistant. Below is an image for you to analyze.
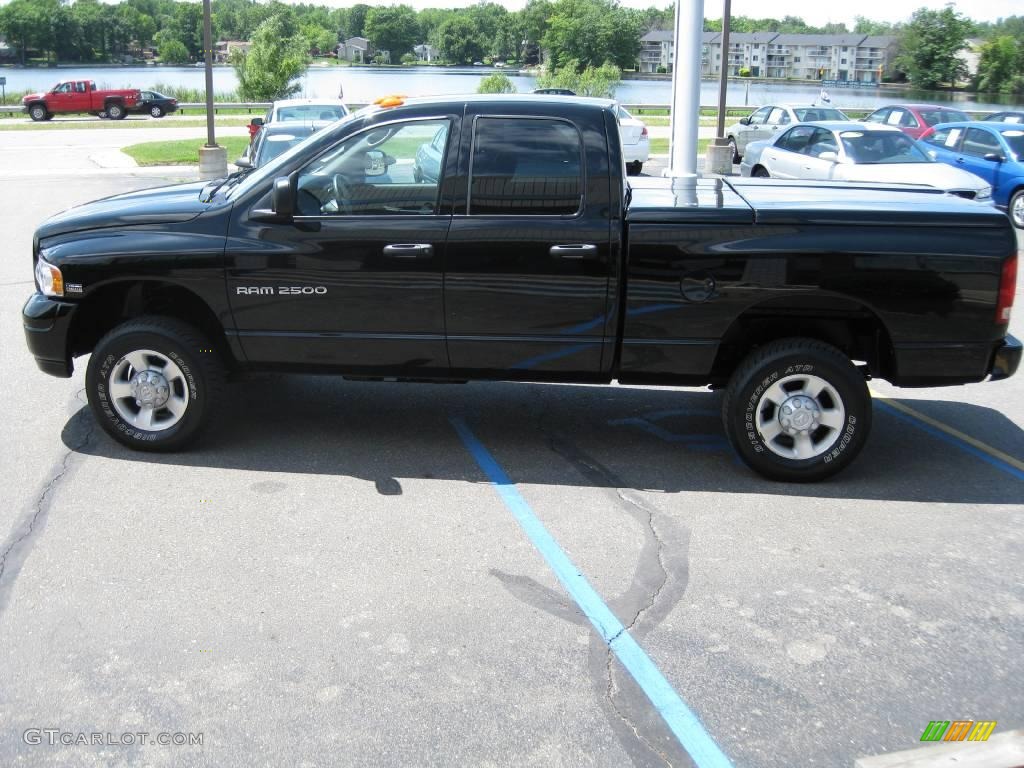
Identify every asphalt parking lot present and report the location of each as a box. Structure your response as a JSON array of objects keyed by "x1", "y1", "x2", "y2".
[{"x1": 1, "y1": 171, "x2": 1022, "y2": 768}]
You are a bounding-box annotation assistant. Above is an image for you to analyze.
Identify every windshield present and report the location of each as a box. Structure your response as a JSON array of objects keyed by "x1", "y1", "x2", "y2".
[
  {"x1": 793, "y1": 107, "x2": 847, "y2": 121},
  {"x1": 1002, "y1": 130, "x2": 1024, "y2": 160},
  {"x1": 257, "y1": 133, "x2": 311, "y2": 165},
  {"x1": 918, "y1": 109, "x2": 970, "y2": 126},
  {"x1": 277, "y1": 105, "x2": 347, "y2": 122},
  {"x1": 227, "y1": 110, "x2": 363, "y2": 199},
  {"x1": 840, "y1": 131, "x2": 931, "y2": 164}
]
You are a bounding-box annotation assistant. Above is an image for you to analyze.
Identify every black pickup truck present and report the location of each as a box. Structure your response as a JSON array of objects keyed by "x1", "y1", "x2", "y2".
[{"x1": 23, "y1": 95, "x2": 1021, "y2": 481}]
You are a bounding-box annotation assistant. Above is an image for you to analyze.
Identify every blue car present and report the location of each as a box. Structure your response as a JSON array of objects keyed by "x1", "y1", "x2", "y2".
[{"x1": 921, "y1": 121, "x2": 1024, "y2": 228}]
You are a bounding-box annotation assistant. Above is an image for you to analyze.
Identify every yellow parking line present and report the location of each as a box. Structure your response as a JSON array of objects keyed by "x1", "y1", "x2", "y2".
[{"x1": 870, "y1": 388, "x2": 1024, "y2": 473}]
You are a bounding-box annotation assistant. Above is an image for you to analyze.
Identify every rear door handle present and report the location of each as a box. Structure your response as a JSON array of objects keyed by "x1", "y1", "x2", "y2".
[
  {"x1": 549, "y1": 244, "x2": 598, "y2": 259},
  {"x1": 955, "y1": 157, "x2": 965, "y2": 164},
  {"x1": 383, "y1": 243, "x2": 433, "y2": 258}
]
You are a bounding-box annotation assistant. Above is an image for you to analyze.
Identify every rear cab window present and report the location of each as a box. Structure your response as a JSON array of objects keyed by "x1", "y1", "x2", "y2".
[{"x1": 468, "y1": 117, "x2": 584, "y2": 216}]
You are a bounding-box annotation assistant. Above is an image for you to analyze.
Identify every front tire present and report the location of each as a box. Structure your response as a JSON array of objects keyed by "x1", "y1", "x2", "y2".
[
  {"x1": 626, "y1": 161, "x2": 643, "y2": 176},
  {"x1": 29, "y1": 104, "x2": 48, "y2": 122},
  {"x1": 1010, "y1": 189, "x2": 1024, "y2": 229},
  {"x1": 722, "y1": 338, "x2": 871, "y2": 482},
  {"x1": 752, "y1": 166, "x2": 770, "y2": 178},
  {"x1": 728, "y1": 137, "x2": 740, "y2": 163},
  {"x1": 86, "y1": 317, "x2": 225, "y2": 452}
]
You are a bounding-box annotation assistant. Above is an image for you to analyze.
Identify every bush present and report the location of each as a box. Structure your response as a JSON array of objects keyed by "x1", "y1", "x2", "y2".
[
  {"x1": 400, "y1": 53, "x2": 416, "y2": 65},
  {"x1": 149, "y1": 83, "x2": 239, "y2": 102},
  {"x1": 656, "y1": 65, "x2": 667, "y2": 74},
  {"x1": 477, "y1": 73, "x2": 516, "y2": 94},
  {"x1": 536, "y1": 61, "x2": 621, "y2": 98},
  {"x1": 739, "y1": 67, "x2": 751, "y2": 77}
]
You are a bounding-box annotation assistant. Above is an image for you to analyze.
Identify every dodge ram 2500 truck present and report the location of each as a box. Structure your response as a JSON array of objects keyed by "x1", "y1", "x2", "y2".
[
  {"x1": 22, "y1": 96, "x2": 1021, "y2": 481},
  {"x1": 22, "y1": 80, "x2": 141, "y2": 121}
]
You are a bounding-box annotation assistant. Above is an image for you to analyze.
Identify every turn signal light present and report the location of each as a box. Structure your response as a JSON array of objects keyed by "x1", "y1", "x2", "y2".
[{"x1": 996, "y1": 251, "x2": 1017, "y2": 323}]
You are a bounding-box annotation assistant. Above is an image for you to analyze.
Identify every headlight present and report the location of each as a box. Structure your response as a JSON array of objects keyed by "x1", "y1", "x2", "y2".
[
  {"x1": 34, "y1": 257, "x2": 64, "y2": 297},
  {"x1": 976, "y1": 186, "x2": 992, "y2": 201}
]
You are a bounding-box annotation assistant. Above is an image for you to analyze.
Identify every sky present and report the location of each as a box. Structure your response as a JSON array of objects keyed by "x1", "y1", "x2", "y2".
[{"x1": 278, "y1": 0, "x2": 1020, "y2": 30}]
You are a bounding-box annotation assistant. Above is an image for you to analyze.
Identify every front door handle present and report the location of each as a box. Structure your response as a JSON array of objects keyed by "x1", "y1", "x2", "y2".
[
  {"x1": 383, "y1": 243, "x2": 433, "y2": 258},
  {"x1": 549, "y1": 244, "x2": 598, "y2": 259}
]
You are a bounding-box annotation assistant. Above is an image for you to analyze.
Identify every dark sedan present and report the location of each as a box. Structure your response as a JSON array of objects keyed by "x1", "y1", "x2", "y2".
[{"x1": 130, "y1": 90, "x2": 178, "y2": 119}]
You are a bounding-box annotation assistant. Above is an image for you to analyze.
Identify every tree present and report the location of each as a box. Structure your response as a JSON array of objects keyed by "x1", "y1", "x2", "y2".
[
  {"x1": 896, "y1": 5, "x2": 972, "y2": 89},
  {"x1": 159, "y1": 38, "x2": 190, "y2": 64},
  {"x1": 302, "y1": 23, "x2": 337, "y2": 55},
  {"x1": 232, "y1": 14, "x2": 309, "y2": 101},
  {"x1": 436, "y1": 16, "x2": 485, "y2": 64},
  {"x1": 542, "y1": 0, "x2": 640, "y2": 72},
  {"x1": 364, "y1": 5, "x2": 417, "y2": 59},
  {"x1": 477, "y1": 73, "x2": 516, "y2": 93},
  {"x1": 974, "y1": 35, "x2": 1024, "y2": 93},
  {"x1": 536, "y1": 61, "x2": 620, "y2": 98}
]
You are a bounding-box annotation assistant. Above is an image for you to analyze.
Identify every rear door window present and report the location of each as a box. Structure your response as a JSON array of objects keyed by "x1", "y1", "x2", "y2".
[
  {"x1": 468, "y1": 117, "x2": 583, "y2": 216},
  {"x1": 961, "y1": 128, "x2": 1002, "y2": 158}
]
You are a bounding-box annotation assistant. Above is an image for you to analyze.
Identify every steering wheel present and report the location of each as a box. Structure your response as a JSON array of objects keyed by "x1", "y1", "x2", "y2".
[{"x1": 330, "y1": 174, "x2": 354, "y2": 216}]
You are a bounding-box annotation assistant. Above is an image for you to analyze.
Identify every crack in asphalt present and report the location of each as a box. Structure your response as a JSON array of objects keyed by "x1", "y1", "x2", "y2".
[{"x1": 0, "y1": 393, "x2": 94, "y2": 622}]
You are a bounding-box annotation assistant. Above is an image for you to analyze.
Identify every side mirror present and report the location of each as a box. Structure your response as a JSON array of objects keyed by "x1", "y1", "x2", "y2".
[
  {"x1": 235, "y1": 156, "x2": 252, "y2": 169},
  {"x1": 271, "y1": 176, "x2": 295, "y2": 218},
  {"x1": 250, "y1": 117, "x2": 264, "y2": 127},
  {"x1": 984, "y1": 152, "x2": 1005, "y2": 163},
  {"x1": 739, "y1": 117, "x2": 751, "y2": 126},
  {"x1": 818, "y1": 151, "x2": 839, "y2": 163}
]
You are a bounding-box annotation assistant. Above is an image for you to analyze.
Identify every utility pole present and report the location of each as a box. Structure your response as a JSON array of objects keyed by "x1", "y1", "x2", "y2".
[
  {"x1": 704, "y1": 0, "x2": 735, "y2": 175},
  {"x1": 198, "y1": 0, "x2": 228, "y2": 179},
  {"x1": 664, "y1": 0, "x2": 704, "y2": 178}
]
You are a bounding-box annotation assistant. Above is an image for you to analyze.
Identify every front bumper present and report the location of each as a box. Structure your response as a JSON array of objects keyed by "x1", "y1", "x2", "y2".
[
  {"x1": 23, "y1": 292, "x2": 77, "y2": 378},
  {"x1": 989, "y1": 334, "x2": 1022, "y2": 381}
]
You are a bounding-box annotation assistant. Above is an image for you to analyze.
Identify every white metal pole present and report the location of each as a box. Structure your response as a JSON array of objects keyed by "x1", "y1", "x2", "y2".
[{"x1": 664, "y1": 0, "x2": 704, "y2": 178}]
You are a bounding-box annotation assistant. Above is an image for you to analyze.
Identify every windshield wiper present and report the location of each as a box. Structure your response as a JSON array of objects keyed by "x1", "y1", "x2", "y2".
[{"x1": 202, "y1": 166, "x2": 255, "y2": 202}]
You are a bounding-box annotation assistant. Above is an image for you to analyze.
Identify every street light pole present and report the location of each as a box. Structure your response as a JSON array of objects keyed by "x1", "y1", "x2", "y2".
[
  {"x1": 715, "y1": 0, "x2": 731, "y2": 139},
  {"x1": 198, "y1": 0, "x2": 228, "y2": 179},
  {"x1": 203, "y1": 0, "x2": 216, "y2": 148}
]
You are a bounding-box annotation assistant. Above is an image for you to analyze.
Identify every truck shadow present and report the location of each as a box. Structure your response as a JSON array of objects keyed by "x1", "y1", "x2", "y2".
[{"x1": 63, "y1": 376, "x2": 1024, "y2": 505}]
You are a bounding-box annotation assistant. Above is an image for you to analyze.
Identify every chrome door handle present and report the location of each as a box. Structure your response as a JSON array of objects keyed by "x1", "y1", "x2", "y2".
[
  {"x1": 549, "y1": 244, "x2": 598, "y2": 259},
  {"x1": 383, "y1": 243, "x2": 433, "y2": 258}
]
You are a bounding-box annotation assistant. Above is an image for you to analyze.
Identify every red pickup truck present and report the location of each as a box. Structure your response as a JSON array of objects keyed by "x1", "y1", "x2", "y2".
[{"x1": 22, "y1": 80, "x2": 141, "y2": 121}]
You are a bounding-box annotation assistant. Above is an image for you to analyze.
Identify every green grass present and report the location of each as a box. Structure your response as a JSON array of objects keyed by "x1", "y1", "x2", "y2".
[
  {"x1": 123, "y1": 136, "x2": 250, "y2": 166},
  {"x1": 649, "y1": 138, "x2": 711, "y2": 155},
  {"x1": 0, "y1": 116, "x2": 253, "y2": 130}
]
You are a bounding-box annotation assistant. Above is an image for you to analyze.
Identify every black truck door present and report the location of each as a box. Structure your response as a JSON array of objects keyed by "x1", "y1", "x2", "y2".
[
  {"x1": 443, "y1": 112, "x2": 616, "y2": 376},
  {"x1": 226, "y1": 116, "x2": 456, "y2": 376}
]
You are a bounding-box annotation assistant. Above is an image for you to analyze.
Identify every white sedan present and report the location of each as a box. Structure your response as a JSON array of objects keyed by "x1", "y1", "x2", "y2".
[
  {"x1": 617, "y1": 105, "x2": 649, "y2": 176},
  {"x1": 725, "y1": 104, "x2": 849, "y2": 161},
  {"x1": 740, "y1": 121, "x2": 993, "y2": 202}
]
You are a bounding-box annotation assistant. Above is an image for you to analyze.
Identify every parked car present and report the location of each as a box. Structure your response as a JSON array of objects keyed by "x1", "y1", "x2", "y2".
[
  {"x1": 249, "y1": 98, "x2": 349, "y2": 142},
  {"x1": 413, "y1": 124, "x2": 447, "y2": 183},
  {"x1": 740, "y1": 122, "x2": 993, "y2": 203},
  {"x1": 617, "y1": 105, "x2": 649, "y2": 175},
  {"x1": 21, "y1": 80, "x2": 140, "y2": 121},
  {"x1": 532, "y1": 88, "x2": 576, "y2": 96},
  {"x1": 22, "y1": 96, "x2": 1019, "y2": 482},
  {"x1": 237, "y1": 123, "x2": 326, "y2": 170},
  {"x1": 725, "y1": 104, "x2": 848, "y2": 161},
  {"x1": 862, "y1": 104, "x2": 971, "y2": 140},
  {"x1": 983, "y1": 111, "x2": 1024, "y2": 124},
  {"x1": 128, "y1": 90, "x2": 178, "y2": 119},
  {"x1": 921, "y1": 121, "x2": 1024, "y2": 228}
]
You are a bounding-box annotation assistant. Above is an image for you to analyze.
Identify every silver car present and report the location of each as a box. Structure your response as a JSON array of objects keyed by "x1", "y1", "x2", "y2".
[
  {"x1": 725, "y1": 104, "x2": 848, "y2": 162},
  {"x1": 739, "y1": 121, "x2": 993, "y2": 202}
]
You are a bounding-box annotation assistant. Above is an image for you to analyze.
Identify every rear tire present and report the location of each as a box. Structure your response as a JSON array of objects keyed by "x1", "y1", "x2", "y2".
[
  {"x1": 29, "y1": 104, "x2": 48, "y2": 122},
  {"x1": 752, "y1": 166, "x2": 770, "y2": 178},
  {"x1": 626, "y1": 161, "x2": 643, "y2": 176},
  {"x1": 722, "y1": 337, "x2": 871, "y2": 482},
  {"x1": 106, "y1": 103, "x2": 125, "y2": 120},
  {"x1": 86, "y1": 316, "x2": 225, "y2": 452}
]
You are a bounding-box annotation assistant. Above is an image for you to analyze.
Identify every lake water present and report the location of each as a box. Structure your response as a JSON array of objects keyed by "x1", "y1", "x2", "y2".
[{"x1": 2, "y1": 65, "x2": 1021, "y2": 111}]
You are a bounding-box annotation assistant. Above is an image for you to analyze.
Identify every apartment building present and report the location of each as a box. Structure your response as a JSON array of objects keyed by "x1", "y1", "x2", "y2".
[{"x1": 638, "y1": 31, "x2": 898, "y2": 83}]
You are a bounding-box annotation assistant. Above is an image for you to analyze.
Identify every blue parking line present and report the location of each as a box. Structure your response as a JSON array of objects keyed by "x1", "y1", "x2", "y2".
[
  {"x1": 450, "y1": 417, "x2": 733, "y2": 768},
  {"x1": 874, "y1": 400, "x2": 1024, "y2": 481}
]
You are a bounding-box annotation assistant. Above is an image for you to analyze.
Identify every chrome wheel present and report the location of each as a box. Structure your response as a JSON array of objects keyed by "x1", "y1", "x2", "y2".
[
  {"x1": 1011, "y1": 192, "x2": 1024, "y2": 228},
  {"x1": 107, "y1": 349, "x2": 190, "y2": 431},
  {"x1": 755, "y1": 373, "x2": 846, "y2": 460}
]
